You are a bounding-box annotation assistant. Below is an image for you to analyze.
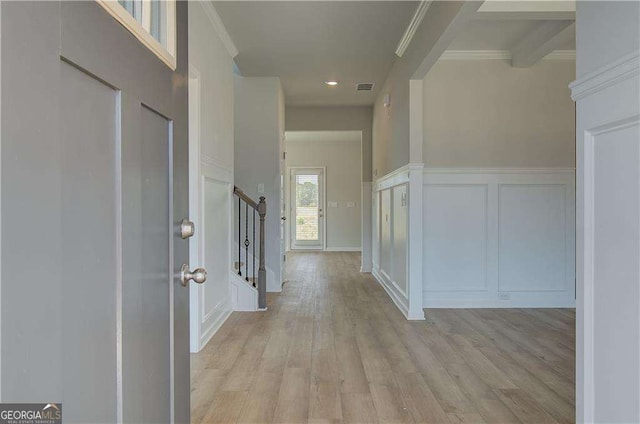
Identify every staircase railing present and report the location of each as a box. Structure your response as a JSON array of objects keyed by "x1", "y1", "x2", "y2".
[{"x1": 233, "y1": 186, "x2": 267, "y2": 310}]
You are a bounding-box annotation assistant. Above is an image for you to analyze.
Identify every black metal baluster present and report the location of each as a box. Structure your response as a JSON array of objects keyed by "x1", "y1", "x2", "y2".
[
  {"x1": 245, "y1": 203, "x2": 249, "y2": 281},
  {"x1": 253, "y1": 210, "x2": 256, "y2": 287},
  {"x1": 238, "y1": 197, "x2": 241, "y2": 276}
]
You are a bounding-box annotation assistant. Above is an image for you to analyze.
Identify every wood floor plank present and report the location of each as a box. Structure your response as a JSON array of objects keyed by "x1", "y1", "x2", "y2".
[
  {"x1": 340, "y1": 392, "x2": 379, "y2": 424},
  {"x1": 190, "y1": 252, "x2": 575, "y2": 424},
  {"x1": 200, "y1": 391, "x2": 248, "y2": 424}
]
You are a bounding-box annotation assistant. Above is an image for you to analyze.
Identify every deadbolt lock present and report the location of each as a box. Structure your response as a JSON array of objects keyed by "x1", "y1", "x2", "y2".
[{"x1": 180, "y1": 219, "x2": 195, "y2": 239}]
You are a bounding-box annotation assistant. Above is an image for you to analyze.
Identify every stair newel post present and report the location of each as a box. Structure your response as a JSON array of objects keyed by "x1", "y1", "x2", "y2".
[
  {"x1": 258, "y1": 196, "x2": 267, "y2": 310},
  {"x1": 245, "y1": 202, "x2": 249, "y2": 281}
]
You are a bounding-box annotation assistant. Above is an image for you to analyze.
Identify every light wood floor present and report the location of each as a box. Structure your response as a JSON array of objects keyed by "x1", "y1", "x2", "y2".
[{"x1": 191, "y1": 252, "x2": 575, "y2": 424}]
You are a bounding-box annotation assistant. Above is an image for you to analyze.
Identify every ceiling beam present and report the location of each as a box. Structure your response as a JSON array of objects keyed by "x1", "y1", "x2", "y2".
[
  {"x1": 410, "y1": 1, "x2": 484, "y2": 79},
  {"x1": 511, "y1": 20, "x2": 575, "y2": 67},
  {"x1": 476, "y1": 0, "x2": 575, "y2": 20}
]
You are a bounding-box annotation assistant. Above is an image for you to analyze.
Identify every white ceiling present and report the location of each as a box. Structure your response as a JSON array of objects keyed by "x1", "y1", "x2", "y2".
[
  {"x1": 286, "y1": 130, "x2": 362, "y2": 143},
  {"x1": 213, "y1": 1, "x2": 418, "y2": 106},
  {"x1": 448, "y1": 19, "x2": 575, "y2": 51}
]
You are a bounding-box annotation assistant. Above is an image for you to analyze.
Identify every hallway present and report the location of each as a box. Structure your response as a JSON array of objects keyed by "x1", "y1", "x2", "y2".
[{"x1": 191, "y1": 252, "x2": 575, "y2": 423}]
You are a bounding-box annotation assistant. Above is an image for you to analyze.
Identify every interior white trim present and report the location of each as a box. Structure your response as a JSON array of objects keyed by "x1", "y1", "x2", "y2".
[
  {"x1": 95, "y1": 0, "x2": 177, "y2": 69},
  {"x1": 545, "y1": 50, "x2": 577, "y2": 60},
  {"x1": 230, "y1": 272, "x2": 258, "y2": 311},
  {"x1": 201, "y1": 153, "x2": 233, "y2": 184},
  {"x1": 199, "y1": 1, "x2": 239, "y2": 58},
  {"x1": 361, "y1": 181, "x2": 373, "y2": 273},
  {"x1": 439, "y1": 49, "x2": 575, "y2": 61},
  {"x1": 324, "y1": 247, "x2": 361, "y2": 252},
  {"x1": 199, "y1": 303, "x2": 232, "y2": 349},
  {"x1": 425, "y1": 167, "x2": 576, "y2": 174},
  {"x1": 581, "y1": 114, "x2": 640, "y2": 423},
  {"x1": 372, "y1": 267, "x2": 409, "y2": 316},
  {"x1": 570, "y1": 51, "x2": 640, "y2": 101},
  {"x1": 395, "y1": 1, "x2": 433, "y2": 57},
  {"x1": 375, "y1": 163, "x2": 422, "y2": 191}
]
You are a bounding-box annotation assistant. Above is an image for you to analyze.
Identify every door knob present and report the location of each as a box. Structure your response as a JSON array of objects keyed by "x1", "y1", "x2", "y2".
[
  {"x1": 180, "y1": 219, "x2": 195, "y2": 239},
  {"x1": 281, "y1": 216, "x2": 287, "y2": 221},
  {"x1": 180, "y1": 264, "x2": 207, "y2": 286}
]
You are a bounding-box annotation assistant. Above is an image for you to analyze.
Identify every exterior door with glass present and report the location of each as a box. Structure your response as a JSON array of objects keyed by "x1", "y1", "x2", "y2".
[{"x1": 291, "y1": 168, "x2": 325, "y2": 250}]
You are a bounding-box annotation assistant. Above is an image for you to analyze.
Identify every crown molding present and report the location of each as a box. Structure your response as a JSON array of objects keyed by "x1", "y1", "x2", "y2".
[
  {"x1": 395, "y1": 1, "x2": 433, "y2": 57},
  {"x1": 545, "y1": 50, "x2": 576, "y2": 60},
  {"x1": 570, "y1": 50, "x2": 639, "y2": 101},
  {"x1": 439, "y1": 49, "x2": 575, "y2": 61},
  {"x1": 200, "y1": 1, "x2": 239, "y2": 58},
  {"x1": 440, "y1": 50, "x2": 511, "y2": 60}
]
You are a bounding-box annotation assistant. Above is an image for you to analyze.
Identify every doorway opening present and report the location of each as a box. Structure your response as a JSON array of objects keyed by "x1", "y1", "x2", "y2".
[{"x1": 284, "y1": 130, "x2": 363, "y2": 254}]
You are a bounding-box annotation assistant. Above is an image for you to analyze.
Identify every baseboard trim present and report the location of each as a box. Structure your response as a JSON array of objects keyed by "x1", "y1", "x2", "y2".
[
  {"x1": 423, "y1": 299, "x2": 576, "y2": 308},
  {"x1": 373, "y1": 267, "x2": 412, "y2": 319},
  {"x1": 324, "y1": 247, "x2": 362, "y2": 252},
  {"x1": 199, "y1": 306, "x2": 232, "y2": 350}
]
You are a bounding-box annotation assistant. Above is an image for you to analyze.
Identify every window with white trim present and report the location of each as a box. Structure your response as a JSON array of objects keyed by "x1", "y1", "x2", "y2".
[{"x1": 96, "y1": 0, "x2": 177, "y2": 69}]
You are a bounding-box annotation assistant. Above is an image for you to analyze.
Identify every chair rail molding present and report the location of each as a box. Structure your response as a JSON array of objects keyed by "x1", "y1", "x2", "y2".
[
  {"x1": 570, "y1": 51, "x2": 639, "y2": 101},
  {"x1": 201, "y1": 153, "x2": 233, "y2": 184}
]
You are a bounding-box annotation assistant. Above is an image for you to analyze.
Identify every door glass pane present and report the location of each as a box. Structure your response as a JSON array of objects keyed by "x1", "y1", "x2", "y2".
[
  {"x1": 295, "y1": 174, "x2": 319, "y2": 241},
  {"x1": 150, "y1": 0, "x2": 166, "y2": 45},
  {"x1": 118, "y1": 0, "x2": 142, "y2": 23}
]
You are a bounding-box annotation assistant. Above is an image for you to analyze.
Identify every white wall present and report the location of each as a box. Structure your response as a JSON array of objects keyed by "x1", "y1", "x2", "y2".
[
  {"x1": 573, "y1": 2, "x2": 640, "y2": 422},
  {"x1": 188, "y1": 2, "x2": 235, "y2": 352},
  {"x1": 423, "y1": 59, "x2": 576, "y2": 167},
  {"x1": 285, "y1": 132, "x2": 362, "y2": 251},
  {"x1": 234, "y1": 76, "x2": 284, "y2": 292}
]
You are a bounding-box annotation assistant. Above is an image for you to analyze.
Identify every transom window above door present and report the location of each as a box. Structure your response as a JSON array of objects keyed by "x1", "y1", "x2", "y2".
[{"x1": 96, "y1": 0, "x2": 176, "y2": 69}]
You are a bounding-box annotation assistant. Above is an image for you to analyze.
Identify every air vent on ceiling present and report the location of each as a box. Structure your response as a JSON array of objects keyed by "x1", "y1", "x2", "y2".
[{"x1": 356, "y1": 82, "x2": 375, "y2": 91}]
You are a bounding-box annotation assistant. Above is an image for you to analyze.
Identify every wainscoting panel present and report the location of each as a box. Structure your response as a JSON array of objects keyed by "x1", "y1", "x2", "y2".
[
  {"x1": 372, "y1": 164, "x2": 424, "y2": 319},
  {"x1": 423, "y1": 169, "x2": 575, "y2": 308},
  {"x1": 424, "y1": 185, "x2": 488, "y2": 293},
  {"x1": 380, "y1": 189, "x2": 392, "y2": 279},
  {"x1": 392, "y1": 185, "x2": 408, "y2": 295},
  {"x1": 372, "y1": 187, "x2": 380, "y2": 270},
  {"x1": 498, "y1": 184, "x2": 567, "y2": 293}
]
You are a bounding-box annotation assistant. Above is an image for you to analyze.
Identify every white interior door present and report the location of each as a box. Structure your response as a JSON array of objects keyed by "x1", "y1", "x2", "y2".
[{"x1": 290, "y1": 168, "x2": 325, "y2": 250}]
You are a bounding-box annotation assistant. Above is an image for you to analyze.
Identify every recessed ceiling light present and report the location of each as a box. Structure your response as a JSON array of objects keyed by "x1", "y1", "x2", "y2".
[{"x1": 325, "y1": 81, "x2": 339, "y2": 86}]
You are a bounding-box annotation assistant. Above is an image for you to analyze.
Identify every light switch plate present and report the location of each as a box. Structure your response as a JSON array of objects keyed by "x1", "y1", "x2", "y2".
[
  {"x1": 328, "y1": 201, "x2": 338, "y2": 208},
  {"x1": 347, "y1": 201, "x2": 356, "y2": 208},
  {"x1": 257, "y1": 183, "x2": 264, "y2": 193}
]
